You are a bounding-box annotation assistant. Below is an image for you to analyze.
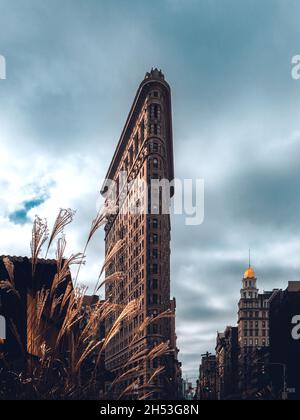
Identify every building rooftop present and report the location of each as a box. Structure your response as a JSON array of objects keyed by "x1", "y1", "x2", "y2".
[
  {"x1": 288, "y1": 281, "x2": 300, "y2": 292},
  {"x1": 0, "y1": 255, "x2": 57, "y2": 265},
  {"x1": 144, "y1": 68, "x2": 165, "y2": 81},
  {"x1": 82, "y1": 295, "x2": 100, "y2": 307},
  {"x1": 0, "y1": 255, "x2": 73, "y2": 293},
  {"x1": 101, "y1": 68, "x2": 174, "y2": 190}
]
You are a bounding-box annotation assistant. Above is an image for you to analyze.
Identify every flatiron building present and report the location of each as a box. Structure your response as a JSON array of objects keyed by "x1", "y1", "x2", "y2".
[{"x1": 102, "y1": 69, "x2": 179, "y2": 399}]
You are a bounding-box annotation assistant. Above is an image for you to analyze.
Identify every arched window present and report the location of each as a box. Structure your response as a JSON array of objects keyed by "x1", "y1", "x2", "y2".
[
  {"x1": 153, "y1": 158, "x2": 159, "y2": 169},
  {"x1": 149, "y1": 104, "x2": 161, "y2": 120},
  {"x1": 0, "y1": 315, "x2": 6, "y2": 342}
]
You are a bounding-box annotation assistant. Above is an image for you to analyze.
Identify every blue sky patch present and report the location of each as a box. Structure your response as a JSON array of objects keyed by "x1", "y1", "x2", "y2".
[{"x1": 9, "y1": 197, "x2": 47, "y2": 225}]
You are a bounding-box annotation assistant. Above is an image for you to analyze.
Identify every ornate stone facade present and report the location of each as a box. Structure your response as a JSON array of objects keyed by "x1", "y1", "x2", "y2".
[
  {"x1": 238, "y1": 267, "x2": 271, "y2": 350},
  {"x1": 102, "y1": 69, "x2": 178, "y2": 399},
  {"x1": 238, "y1": 266, "x2": 272, "y2": 396}
]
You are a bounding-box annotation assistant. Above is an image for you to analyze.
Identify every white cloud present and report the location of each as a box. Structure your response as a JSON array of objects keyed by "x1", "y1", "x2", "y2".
[{"x1": 0, "y1": 123, "x2": 106, "y2": 292}]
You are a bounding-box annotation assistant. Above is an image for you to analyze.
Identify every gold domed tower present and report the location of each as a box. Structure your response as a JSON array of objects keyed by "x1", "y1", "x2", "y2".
[
  {"x1": 237, "y1": 252, "x2": 273, "y2": 396},
  {"x1": 241, "y1": 265, "x2": 258, "y2": 299},
  {"x1": 240, "y1": 251, "x2": 258, "y2": 299}
]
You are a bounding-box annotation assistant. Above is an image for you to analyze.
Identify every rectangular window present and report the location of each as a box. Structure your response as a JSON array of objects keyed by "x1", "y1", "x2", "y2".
[
  {"x1": 152, "y1": 264, "x2": 158, "y2": 275},
  {"x1": 153, "y1": 249, "x2": 158, "y2": 259},
  {"x1": 134, "y1": 134, "x2": 139, "y2": 155},
  {"x1": 129, "y1": 146, "x2": 133, "y2": 165}
]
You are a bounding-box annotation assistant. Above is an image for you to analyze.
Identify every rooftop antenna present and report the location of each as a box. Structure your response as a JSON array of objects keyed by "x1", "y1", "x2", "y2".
[{"x1": 248, "y1": 248, "x2": 251, "y2": 268}]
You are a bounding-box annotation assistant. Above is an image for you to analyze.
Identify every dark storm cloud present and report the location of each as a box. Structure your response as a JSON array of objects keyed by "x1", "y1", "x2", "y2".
[
  {"x1": 2, "y1": 0, "x2": 300, "y2": 379},
  {"x1": 177, "y1": 289, "x2": 234, "y2": 323}
]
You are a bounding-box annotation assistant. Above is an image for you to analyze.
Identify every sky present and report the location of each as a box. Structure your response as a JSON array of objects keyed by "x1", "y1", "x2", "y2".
[{"x1": 1, "y1": 0, "x2": 300, "y2": 380}]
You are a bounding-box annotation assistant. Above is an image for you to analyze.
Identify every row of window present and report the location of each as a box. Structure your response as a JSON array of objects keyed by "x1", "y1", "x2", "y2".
[
  {"x1": 125, "y1": 120, "x2": 146, "y2": 170},
  {"x1": 243, "y1": 280, "x2": 256, "y2": 288},
  {"x1": 244, "y1": 321, "x2": 268, "y2": 328},
  {"x1": 240, "y1": 311, "x2": 268, "y2": 319},
  {"x1": 243, "y1": 338, "x2": 269, "y2": 347},
  {"x1": 119, "y1": 103, "x2": 163, "y2": 175},
  {"x1": 242, "y1": 301, "x2": 269, "y2": 309},
  {"x1": 149, "y1": 104, "x2": 161, "y2": 121},
  {"x1": 242, "y1": 292, "x2": 258, "y2": 299},
  {"x1": 148, "y1": 293, "x2": 161, "y2": 305},
  {"x1": 243, "y1": 329, "x2": 268, "y2": 337}
]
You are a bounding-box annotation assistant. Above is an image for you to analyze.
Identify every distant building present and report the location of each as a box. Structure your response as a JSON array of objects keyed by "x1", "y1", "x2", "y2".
[
  {"x1": 0, "y1": 256, "x2": 73, "y2": 364},
  {"x1": 269, "y1": 282, "x2": 300, "y2": 400},
  {"x1": 82, "y1": 295, "x2": 106, "y2": 340},
  {"x1": 182, "y1": 379, "x2": 194, "y2": 400},
  {"x1": 215, "y1": 332, "x2": 225, "y2": 399},
  {"x1": 215, "y1": 326, "x2": 238, "y2": 400},
  {"x1": 200, "y1": 265, "x2": 300, "y2": 400},
  {"x1": 237, "y1": 265, "x2": 273, "y2": 398},
  {"x1": 238, "y1": 266, "x2": 271, "y2": 349},
  {"x1": 198, "y1": 353, "x2": 217, "y2": 400},
  {"x1": 169, "y1": 298, "x2": 183, "y2": 399}
]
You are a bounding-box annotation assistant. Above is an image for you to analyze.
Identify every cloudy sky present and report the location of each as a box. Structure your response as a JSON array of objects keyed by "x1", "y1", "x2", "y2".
[{"x1": 1, "y1": 0, "x2": 300, "y2": 380}]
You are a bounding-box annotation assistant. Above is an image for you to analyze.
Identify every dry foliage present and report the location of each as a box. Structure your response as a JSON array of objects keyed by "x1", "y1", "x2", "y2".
[
  {"x1": 0, "y1": 208, "x2": 175, "y2": 401},
  {"x1": 3, "y1": 257, "x2": 14, "y2": 286},
  {"x1": 46, "y1": 209, "x2": 76, "y2": 258},
  {"x1": 31, "y1": 216, "x2": 49, "y2": 275}
]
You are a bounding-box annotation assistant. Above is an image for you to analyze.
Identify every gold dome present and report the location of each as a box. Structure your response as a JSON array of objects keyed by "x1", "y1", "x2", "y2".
[{"x1": 244, "y1": 267, "x2": 256, "y2": 279}]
